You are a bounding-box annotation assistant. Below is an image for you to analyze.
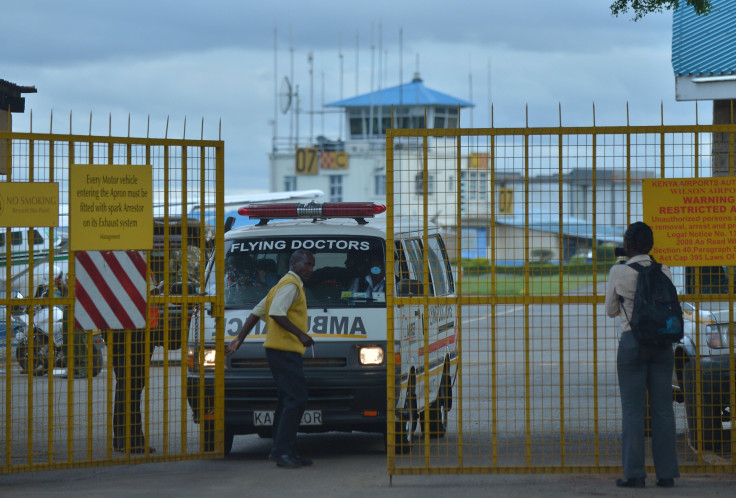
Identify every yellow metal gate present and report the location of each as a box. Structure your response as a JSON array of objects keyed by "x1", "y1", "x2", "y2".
[
  {"x1": 386, "y1": 123, "x2": 736, "y2": 475},
  {"x1": 1, "y1": 125, "x2": 225, "y2": 472}
]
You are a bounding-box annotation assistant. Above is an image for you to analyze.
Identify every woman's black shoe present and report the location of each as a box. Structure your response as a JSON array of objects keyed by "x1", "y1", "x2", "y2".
[
  {"x1": 616, "y1": 478, "x2": 645, "y2": 488},
  {"x1": 656, "y1": 478, "x2": 674, "y2": 488}
]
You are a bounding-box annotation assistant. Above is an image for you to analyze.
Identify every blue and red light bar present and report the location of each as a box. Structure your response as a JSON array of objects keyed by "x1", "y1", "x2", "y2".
[{"x1": 238, "y1": 202, "x2": 386, "y2": 220}]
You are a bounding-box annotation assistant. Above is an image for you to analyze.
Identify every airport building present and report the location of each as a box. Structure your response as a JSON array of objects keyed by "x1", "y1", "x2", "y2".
[{"x1": 268, "y1": 74, "x2": 642, "y2": 262}]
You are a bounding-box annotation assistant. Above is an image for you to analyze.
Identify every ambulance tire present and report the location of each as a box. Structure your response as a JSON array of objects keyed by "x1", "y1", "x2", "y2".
[
  {"x1": 425, "y1": 368, "x2": 451, "y2": 438},
  {"x1": 394, "y1": 379, "x2": 417, "y2": 454},
  {"x1": 203, "y1": 420, "x2": 215, "y2": 452},
  {"x1": 203, "y1": 420, "x2": 234, "y2": 455},
  {"x1": 224, "y1": 429, "x2": 234, "y2": 456}
]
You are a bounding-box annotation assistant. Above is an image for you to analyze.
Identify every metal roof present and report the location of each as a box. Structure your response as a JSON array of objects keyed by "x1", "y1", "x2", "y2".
[
  {"x1": 326, "y1": 74, "x2": 474, "y2": 108},
  {"x1": 672, "y1": 0, "x2": 736, "y2": 76},
  {"x1": 498, "y1": 213, "x2": 624, "y2": 244}
]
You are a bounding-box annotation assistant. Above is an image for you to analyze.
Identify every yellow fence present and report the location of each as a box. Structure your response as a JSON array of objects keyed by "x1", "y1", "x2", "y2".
[
  {"x1": 1, "y1": 129, "x2": 225, "y2": 472},
  {"x1": 385, "y1": 124, "x2": 736, "y2": 475}
]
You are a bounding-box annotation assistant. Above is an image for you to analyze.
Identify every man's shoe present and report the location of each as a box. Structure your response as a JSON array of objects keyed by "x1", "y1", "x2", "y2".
[
  {"x1": 616, "y1": 478, "x2": 645, "y2": 488},
  {"x1": 294, "y1": 454, "x2": 313, "y2": 466},
  {"x1": 656, "y1": 478, "x2": 675, "y2": 488},
  {"x1": 272, "y1": 454, "x2": 302, "y2": 468}
]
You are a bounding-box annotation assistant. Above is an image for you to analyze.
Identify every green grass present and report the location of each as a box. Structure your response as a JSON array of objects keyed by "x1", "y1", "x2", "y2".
[{"x1": 458, "y1": 270, "x2": 610, "y2": 296}]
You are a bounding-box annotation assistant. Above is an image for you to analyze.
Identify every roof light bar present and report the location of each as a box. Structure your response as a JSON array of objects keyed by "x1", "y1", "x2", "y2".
[{"x1": 238, "y1": 202, "x2": 386, "y2": 220}]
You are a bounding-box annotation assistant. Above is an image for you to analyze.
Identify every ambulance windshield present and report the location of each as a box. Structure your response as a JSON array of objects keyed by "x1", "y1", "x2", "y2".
[{"x1": 221, "y1": 236, "x2": 386, "y2": 308}]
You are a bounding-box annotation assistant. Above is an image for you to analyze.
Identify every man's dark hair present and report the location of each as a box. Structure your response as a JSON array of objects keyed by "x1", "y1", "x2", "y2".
[
  {"x1": 624, "y1": 221, "x2": 654, "y2": 254},
  {"x1": 290, "y1": 249, "x2": 312, "y2": 266}
]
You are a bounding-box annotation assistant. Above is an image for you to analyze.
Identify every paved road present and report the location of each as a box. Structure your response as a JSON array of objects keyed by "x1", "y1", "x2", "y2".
[{"x1": 2, "y1": 432, "x2": 736, "y2": 497}]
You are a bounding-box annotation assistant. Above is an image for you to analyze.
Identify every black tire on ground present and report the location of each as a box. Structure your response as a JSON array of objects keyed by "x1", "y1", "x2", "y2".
[
  {"x1": 394, "y1": 379, "x2": 416, "y2": 454},
  {"x1": 682, "y1": 359, "x2": 729, "y2": 453},
  {"x1": 203, "y1": 419, "x2": 215, "y2": 452},
  {"x1": 425, "y1": 367, "x2": 451, "y2": 439},
  {"x1": 15, "y1": 332, "x2": 51, "y2": 376},
  {"x1": 203, "y1": 420, "x2": 235, "y2": 455},
  {"x1": 224, "y1": 429, "x2": 234, "y2": 456}
]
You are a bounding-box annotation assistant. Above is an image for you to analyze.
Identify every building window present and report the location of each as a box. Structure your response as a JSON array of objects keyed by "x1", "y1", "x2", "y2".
[
  {"x1": 284, "y1": 175, "x2": 297, "y2": 191},
  {"x1": 349, "y1": 117, "x2": 363, "y2": 138},
  {"x1": 460, "y1": 171, "x2": 488, "y2": 201},
  {"x1": 329, "y1": 175, "x2": 343, "y2": 202},
  {"x1": 433, "y1": 107, "x2": 459, "y2": 129},
  {"x1": 374, "y1": 174, "x2": 386, "y2": 196},
  {"x1": 414, "y1": 172, "x2": 435, "y2": 196}
]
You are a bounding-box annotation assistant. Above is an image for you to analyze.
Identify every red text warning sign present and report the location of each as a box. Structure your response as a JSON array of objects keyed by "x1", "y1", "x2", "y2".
[{"x1": 643, "y1": 177, "x2": 736, "y2": 266}]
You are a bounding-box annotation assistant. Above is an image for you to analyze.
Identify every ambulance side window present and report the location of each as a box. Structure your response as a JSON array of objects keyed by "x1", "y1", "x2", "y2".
[
  {"x1": 204, "y1": 258, "x2": 217, "y2": 296},
  {"x1": 393, "y1": 242, "x2": 410, "y2": 283},
  {"x1": 427, "y1": 235, "x2": 454, "y2": 296},
  {"x1": 402, "y1": 238, "x2": 435, "y2": 296}
]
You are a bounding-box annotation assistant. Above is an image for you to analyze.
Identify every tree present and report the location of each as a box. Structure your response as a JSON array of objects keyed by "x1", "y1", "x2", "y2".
[{"x1": 610, "y1": 0, "x2": 711, "y2": 20}]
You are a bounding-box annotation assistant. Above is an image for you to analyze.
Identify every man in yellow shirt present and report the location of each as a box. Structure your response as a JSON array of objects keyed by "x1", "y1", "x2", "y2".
[{"x1": 226, "y1": 250, "x2": 315, "y2": 468}]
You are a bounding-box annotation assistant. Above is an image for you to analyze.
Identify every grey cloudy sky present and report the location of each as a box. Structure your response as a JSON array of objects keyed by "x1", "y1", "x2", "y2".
[{"x1": 2, "y1": 0, "x2": 707, "y2": 194}]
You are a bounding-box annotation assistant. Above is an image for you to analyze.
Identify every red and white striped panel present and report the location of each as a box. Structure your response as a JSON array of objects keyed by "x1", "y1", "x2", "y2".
[{"x1": 74, "y1": 250, "x2": 148, "y2": 330}]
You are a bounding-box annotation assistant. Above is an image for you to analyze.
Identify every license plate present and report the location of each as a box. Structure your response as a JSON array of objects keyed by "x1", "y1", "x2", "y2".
[{"x1": 253, "y1": 410, "x2": 322, "y2": 426}]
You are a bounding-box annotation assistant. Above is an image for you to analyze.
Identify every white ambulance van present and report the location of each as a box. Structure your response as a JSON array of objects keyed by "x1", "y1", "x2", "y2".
[{"x1": 186, "y1": 202, "x2": 458, "y2": 454}]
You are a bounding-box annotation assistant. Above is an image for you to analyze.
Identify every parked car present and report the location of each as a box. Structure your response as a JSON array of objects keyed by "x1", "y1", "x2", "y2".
[{"x1": 672, "y1": 266, "x2": 734, "y2": 454}]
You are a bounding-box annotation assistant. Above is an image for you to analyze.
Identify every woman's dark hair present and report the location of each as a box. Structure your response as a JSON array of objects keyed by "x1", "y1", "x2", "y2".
[{"x1": 624, "y1": 221, "x2": 654, "y2": 254}]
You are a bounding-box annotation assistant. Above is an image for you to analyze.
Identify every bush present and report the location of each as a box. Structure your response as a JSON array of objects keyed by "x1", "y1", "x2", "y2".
[
  {"x1": 456, "y1": 256, "x2": 613, "y2": 277},
  {"x1": 531, "y1": 249, "x2": 553, "y2": 262}
]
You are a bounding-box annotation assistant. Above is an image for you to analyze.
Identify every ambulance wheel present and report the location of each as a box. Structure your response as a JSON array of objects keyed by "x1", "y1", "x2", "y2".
[
  {"x1": 425, "y1": 368, "x2": 451, "y2": 438},
  {"x1": 203, "y1": 420, "x2": 215, "y2": 452},
  {"x1": 203, "y1": 420, "x2": 234, "y2": 455},
  {"x1": 395, "y1": 379, "x2": 416, "y2": 454},
  {"x1": 224, "y1": 429, "x2": 234, "y2": 456}
]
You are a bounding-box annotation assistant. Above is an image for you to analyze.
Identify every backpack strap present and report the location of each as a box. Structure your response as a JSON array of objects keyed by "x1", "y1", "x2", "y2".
[{"x1": 628, "y1": 262, "x2": 643, "y2": 273}]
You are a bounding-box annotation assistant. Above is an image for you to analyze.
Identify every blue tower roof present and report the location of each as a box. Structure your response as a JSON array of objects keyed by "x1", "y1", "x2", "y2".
[
  {"x1": 326, "y1": 74, "x2": 474, "y2": 108},
  {"x1": 672, "y1": 0, "x2": 736, "y2": 76}
]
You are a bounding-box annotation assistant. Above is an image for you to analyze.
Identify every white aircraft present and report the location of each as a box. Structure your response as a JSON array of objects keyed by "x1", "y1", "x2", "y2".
[
  {"x1": 0, "y1": 227, "x2": 67, "y2": 297},
  {"x1": 0, "y1": 189, "x2": 324, "y2": 295}
]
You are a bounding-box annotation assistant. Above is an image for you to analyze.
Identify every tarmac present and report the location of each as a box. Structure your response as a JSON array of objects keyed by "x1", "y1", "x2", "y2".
[{"x1": 2, "y1": 432, "x2": 736, "y2": 498}]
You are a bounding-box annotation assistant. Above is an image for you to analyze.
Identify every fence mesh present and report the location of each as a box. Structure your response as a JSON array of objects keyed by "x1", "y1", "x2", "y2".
[
  {"x1": 386, "y1": 125, "x2": 736, "y2": 475},
  {"x1": 1, "y1": 131, "x2": 224, "y2": 472}
]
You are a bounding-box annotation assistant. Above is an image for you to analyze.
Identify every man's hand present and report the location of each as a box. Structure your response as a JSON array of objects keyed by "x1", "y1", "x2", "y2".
[
  {"x1": 298, "y1": 331, "x2": 314, "y2": 347},
  {"x1": 226, "y1": 313, "x2": 260, "y2": 357},
  {"x1": 225, "y1": 336, "x2": 244, "y2": 357}
]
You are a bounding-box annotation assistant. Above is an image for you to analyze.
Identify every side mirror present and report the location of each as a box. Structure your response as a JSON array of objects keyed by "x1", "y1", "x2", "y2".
[{"x1": 225, "y1": 216, "x2": 236, "y2": 233}]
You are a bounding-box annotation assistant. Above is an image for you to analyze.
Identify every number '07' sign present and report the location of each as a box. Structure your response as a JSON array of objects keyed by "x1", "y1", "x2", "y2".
[{"x1": 295, "y1": 147, "x2": 318, "y2": 175}]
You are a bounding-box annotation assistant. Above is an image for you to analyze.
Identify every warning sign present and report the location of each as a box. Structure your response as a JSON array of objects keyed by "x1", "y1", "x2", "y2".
[
  {"x1": 0, "y1": 182, "x2": 58, "y2": 227},
  {"x1": 69, "y1": 165, "x2": 153, "y2": 251},
  {"x1": 643, "y1": 177, "x2": 736, "y2": 266}
]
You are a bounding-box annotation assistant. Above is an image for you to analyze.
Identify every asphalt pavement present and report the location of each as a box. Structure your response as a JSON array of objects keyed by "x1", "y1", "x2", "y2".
[{"x1": 2, "y1": 432, "x2": 736, "y2": 498}]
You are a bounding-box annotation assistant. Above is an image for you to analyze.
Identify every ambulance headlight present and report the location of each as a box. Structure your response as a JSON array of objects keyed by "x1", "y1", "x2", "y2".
[
  {"x1": 359, "y1": 346, "x2": 384, "y2": 366},
  {"x1": 187, "y1": 345, "x2": 218, "y2": 371},
  {"x1": 202, "y1": 348, "x2": 218, "y2": 367}
]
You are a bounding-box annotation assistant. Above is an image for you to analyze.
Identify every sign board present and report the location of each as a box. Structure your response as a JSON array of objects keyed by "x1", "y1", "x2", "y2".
[
  {"x1": 0, "y1": 182, "x2": 58, "y2": 227},
  {"x1": 320, "y1": 151, "x2": 348, "y2": 170},
  {"x1": 295, "y1": 148, "x2": 319, "y2": 175},
  {"x1": 643, "y1": 177, "x2": 736, "y2": 266},
  {"x1": 74, "y1": 250, "x2": 148, "y2": 330},
  {"x1": 69, "y1": 164, "x2": 153, "y2": 250},
  {"x1": 295, "y1": 148, "x2": 349, "y2": 174}
]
